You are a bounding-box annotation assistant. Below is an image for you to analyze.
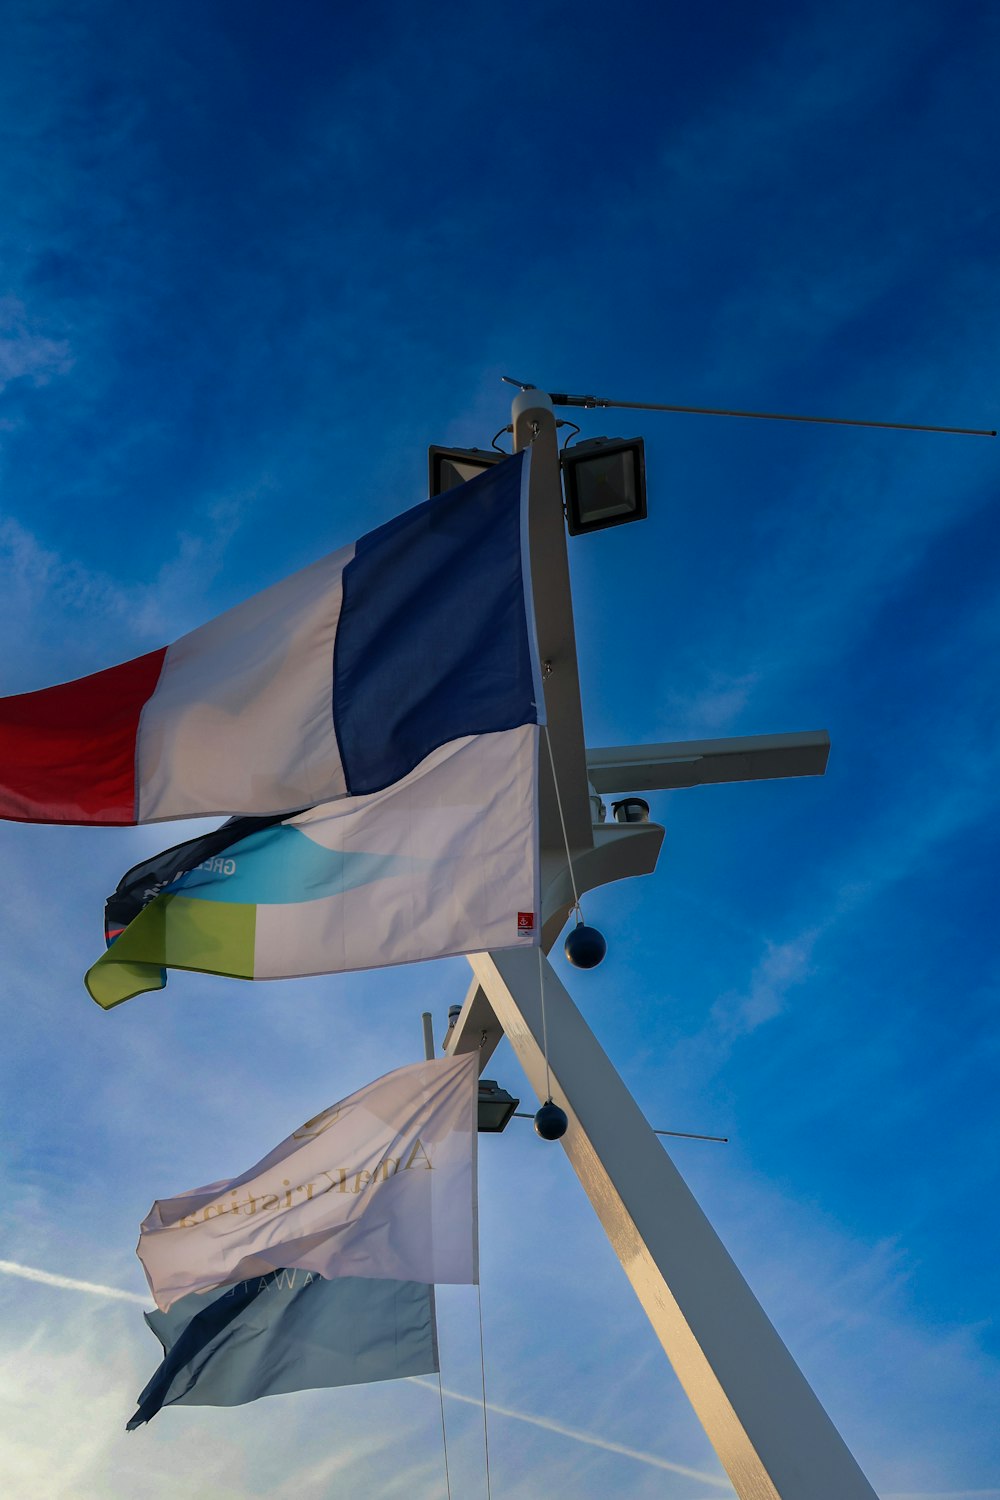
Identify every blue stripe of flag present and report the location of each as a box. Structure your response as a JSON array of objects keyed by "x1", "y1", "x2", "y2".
[{"x1": 334, "y1": 452, "x2": 537, "y2": 796}]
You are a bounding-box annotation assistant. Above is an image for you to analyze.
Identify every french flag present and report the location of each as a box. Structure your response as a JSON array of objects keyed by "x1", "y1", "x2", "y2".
[{"x1": 0, "y1": 453, "x2": 541, "y2": 825}]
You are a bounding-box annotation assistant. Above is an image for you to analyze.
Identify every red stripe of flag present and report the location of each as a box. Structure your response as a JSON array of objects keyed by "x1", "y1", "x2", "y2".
[{"x1": 0, "y1": 648, "x2": 167, "y2": 824}]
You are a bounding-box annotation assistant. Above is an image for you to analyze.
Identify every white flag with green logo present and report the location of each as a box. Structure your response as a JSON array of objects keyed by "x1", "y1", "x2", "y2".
[{"x1": 138, "y1": 1054, "x2": 478, "y2": 1311}]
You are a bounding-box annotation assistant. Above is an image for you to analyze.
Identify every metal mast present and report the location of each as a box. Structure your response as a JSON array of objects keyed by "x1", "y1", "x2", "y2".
[{"x1": 444, "y1": 388, "x2": 879, "y2": 1500}]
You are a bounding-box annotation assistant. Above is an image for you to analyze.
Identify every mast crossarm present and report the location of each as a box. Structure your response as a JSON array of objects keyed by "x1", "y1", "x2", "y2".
[{"x1": 587, "y1": 729, "x2": 830, "y2": 793}]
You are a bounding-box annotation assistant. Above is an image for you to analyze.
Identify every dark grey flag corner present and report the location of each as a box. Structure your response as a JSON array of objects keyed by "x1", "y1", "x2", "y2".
[{"x1": 127, "y1": 1269, "x2": 438, "y2": 1429}]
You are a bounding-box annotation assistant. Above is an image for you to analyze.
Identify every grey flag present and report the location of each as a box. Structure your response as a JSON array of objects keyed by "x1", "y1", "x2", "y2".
[{"x1": 128, "y1": 1269, "x2": 438, "y2": 1428}]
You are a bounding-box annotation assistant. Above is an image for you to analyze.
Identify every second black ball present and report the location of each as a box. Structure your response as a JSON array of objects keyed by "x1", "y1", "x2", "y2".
[{"x1": 534, "y1": 1101, "x2": 568, "y2": 1140}]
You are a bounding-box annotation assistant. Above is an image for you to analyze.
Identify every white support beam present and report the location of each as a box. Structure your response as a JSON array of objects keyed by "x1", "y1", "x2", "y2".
[
  {"x1": 470, "y1": 945, "x2": 879, "y2": 1500},
  {"x1": 587, "y1": 730, "x2": 830, "y2": 794}
]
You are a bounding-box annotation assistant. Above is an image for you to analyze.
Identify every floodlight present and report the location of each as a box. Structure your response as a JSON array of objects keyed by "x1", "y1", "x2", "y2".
[
  {"x1": 477, "y1": 1078, "x2": 520, "y2": 1133},
  {"x1": 428, "y1": 446, "x2": 503, "y2": 497},
  {"x1": 562, "y1": 436, "x2": 647, "y2": 536}
]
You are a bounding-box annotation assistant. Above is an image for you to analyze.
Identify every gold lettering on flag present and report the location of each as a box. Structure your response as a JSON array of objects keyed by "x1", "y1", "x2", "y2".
[{"x1": 173, "y1": 1138, "x2": 433, "y2": 1227}]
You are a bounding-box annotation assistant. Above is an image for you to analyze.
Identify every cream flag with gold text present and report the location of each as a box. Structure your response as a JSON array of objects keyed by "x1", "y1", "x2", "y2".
[{"x1": 138, "y1": 1054, "x2": 478, "y2": 1311}]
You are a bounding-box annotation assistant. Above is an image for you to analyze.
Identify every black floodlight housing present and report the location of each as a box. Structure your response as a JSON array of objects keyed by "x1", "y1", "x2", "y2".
[
  {"x1": 562, "y1": 435, "x2": 647, "y2": 536},
  {"x1": 477, "y1": 1078, "x2": 520, "y2": 1133},
  {"x1": 428, "y1": 446, "x2": 503, "y2": 497}
]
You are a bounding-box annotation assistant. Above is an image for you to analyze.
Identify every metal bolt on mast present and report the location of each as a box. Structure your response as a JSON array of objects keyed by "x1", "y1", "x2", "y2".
[{"x1": 444, "y1": 386, "x2": 880, "y2": 1500}]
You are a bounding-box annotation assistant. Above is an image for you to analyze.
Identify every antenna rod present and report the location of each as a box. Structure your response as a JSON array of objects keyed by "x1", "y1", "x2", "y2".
[
  {"x1": 653, "y1": 1128, "x2": 728, "y2": 1144},
  {"x1": 548, "y1": 392, "x2": 996, "y2": 439},
  {"x1": 512, "y1": 1113, "x2": 727, "y2": 1142}
]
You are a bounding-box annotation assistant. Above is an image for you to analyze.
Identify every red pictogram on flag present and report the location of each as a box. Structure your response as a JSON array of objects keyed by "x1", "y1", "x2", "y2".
[{"x1": 517, "y1": 911, "x2": 535, "y2": 934}]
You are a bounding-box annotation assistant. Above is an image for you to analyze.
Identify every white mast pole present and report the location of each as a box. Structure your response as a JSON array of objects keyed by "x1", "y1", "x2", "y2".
[{"x1": 445, "y1": 388, "x2": 879, "y2": 1499}]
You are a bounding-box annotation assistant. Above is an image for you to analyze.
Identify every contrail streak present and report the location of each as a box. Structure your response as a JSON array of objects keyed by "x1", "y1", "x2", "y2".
[
  {"x1": 410, "y1": 1377, "x2": 732, "y2": 1487},
  {"x1": 0, "y1": 1258, "x2": 149, "y2": 1305},
  {"x1": 15, "y1": 1261, "x2": 983, "y2": 1500}
]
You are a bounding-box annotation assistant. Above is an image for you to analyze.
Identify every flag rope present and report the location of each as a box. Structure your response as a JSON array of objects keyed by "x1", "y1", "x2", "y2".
[
  {"x1": 539, "y1": 722, "x2": 580, "y2": 1105},
  {"x1": 538, "y1": 946, "x2": 552, "y2": 1103},
  {"x1": 436, "y1": 1367, "x2": 453, "y2": 1500},
  {"x1": 476, "y1": 1283, "x2": 494, "y2": 1500},
  {"x1": 543, "y1": 724, "x2": 583, "y2": 923}
]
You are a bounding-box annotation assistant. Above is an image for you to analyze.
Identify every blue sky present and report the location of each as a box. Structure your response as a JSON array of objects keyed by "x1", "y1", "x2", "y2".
[{"x1": 1, "y1": 0, "x2": 998, "y2": 1494}]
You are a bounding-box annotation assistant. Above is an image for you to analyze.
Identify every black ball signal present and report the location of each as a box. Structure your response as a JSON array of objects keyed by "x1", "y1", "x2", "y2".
[
  {"x1": 534, "y1": 1101, "x2": 568, "y2": 1140},
  {"x1": 564, "y1": 922, "x2": 607, "y2": 969}
]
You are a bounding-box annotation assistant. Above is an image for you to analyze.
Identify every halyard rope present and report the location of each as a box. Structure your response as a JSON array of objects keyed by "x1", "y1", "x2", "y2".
[
  {"x1": 543, "y1": 723, "x2": 583, "y2": 923},
  {"x1": 477, "y1": 1283, "x2": 493, "y2": 1500},
  {"x1": 436, "y1": 1364, "x2": 453, "y2": 1500}
]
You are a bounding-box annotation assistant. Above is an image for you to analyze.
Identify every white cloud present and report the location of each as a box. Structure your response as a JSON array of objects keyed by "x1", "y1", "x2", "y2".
[
  {"x1": 0, "y1": 1258, "x2": 731, "y2": 1488},
  {"x1": 660, "y1": 672, "x2": 761, "y2": 738},
  {"x1": 689, "y1": 715, "x2": 1000, "y2": 1055},
  {"x1": 711, "y1": 927, "x2": 822, "y2": 1036},
  {"x1": 0, "y1": 296, "x2": 72, "y2": 393},
  {"x1": 0, "y1": 1260, "x2": 147, "y2": 1306},
  {"x1": 0, "y1": 1287, "x2": 463, "y2": 1500},
  {"x1": 0, "y1": 493, "x2": 248, "y2": 683},
  {"x1": 411, "y1": 1378, "x2": 732, "y2": 1487}
]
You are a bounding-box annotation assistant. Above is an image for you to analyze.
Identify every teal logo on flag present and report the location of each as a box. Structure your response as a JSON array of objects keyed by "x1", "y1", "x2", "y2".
[{"x1": 168, "y1": 823, "x2": 427, "y2": 905}]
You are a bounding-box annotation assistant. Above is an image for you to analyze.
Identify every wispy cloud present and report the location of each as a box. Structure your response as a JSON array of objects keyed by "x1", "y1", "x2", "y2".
[
  {"x1": 884, "y1": 1493, "x2": 1000, "y2": 1500},
  {"x1": 0, "y1": 1276, "x2": 464, "y2": 1499},
  {"x1": 0, "y1": 296, "x2": 72, "y2": 393},
  {"x1": 661, "y1": 671, "x2": 761, "y2": 739},
  {"x1": 0, "y1": 494, "x2": 247, "y2": 684},
  {"x1": 710, "y1": 927, "x2": 822, "y2": 1038},
  {"x1": 0, "y1": 1259, "x2": 148, "y2": 1306},
  {"x1": 410, "y1": 1377, "x2": 732, "y2": 1488},
  {"x1": 689, "y1": 700, "x2": 1000, "y2": 1054},
  {"x1": 0, "y1": 1255, "x2": 733, "y2": 1492},
  {"x1": 267, "y1": 1432, "x2": 423, "y2": 1498}
]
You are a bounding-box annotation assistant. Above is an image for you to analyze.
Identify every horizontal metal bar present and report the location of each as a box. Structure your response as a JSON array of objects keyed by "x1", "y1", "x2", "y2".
[{"x1": 587, "y1": 730, "x2": 830, "y2": 793}]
